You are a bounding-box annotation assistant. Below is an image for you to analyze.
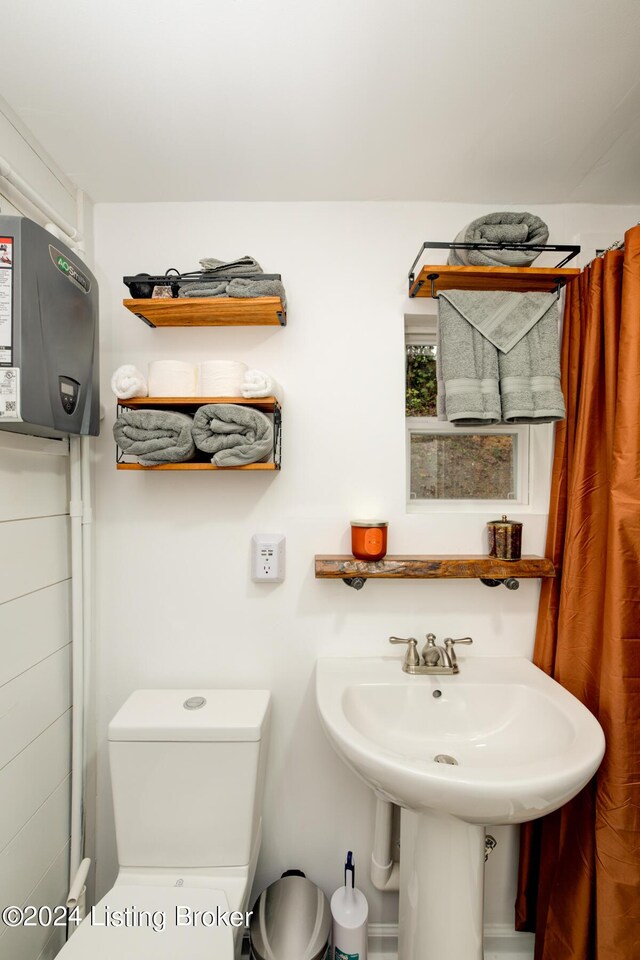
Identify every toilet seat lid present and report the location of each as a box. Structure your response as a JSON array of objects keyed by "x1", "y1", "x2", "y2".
[{"x1": 59, "y1": 884, "x2": 235, "y2": 958}]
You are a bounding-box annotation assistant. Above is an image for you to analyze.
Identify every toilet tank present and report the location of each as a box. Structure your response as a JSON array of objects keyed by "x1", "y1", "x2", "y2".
[{"x1": 108, "y1": 689, "x2": 271, "y2": 869}]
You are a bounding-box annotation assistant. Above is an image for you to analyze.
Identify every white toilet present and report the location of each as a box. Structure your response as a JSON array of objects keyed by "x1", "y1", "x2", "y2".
[{"x1": 60, "y1": 688, "x2": 271, "y2": 959}]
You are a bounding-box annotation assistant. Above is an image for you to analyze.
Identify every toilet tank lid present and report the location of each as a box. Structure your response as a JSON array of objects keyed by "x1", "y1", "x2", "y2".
[{"x1": 108, "y1": 689, "x2": 271, "y2": 742}]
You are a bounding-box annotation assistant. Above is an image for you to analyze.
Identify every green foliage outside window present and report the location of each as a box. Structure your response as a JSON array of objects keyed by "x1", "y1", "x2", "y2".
[{"x1": 406, "y1": 344, "x2": 437, "y2": 417}]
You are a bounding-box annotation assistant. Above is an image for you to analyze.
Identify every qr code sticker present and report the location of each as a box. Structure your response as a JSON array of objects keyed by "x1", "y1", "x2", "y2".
[{"x1": 5, "y1": 401, "x2": 15, "y2": 413}]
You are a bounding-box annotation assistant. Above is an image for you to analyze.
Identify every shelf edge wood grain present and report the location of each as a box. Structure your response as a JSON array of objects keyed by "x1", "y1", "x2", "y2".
[
  {"x1": 118, "y1": 396, "x2": 279, "y2": 412},
  {"x1": 123, "y1": 296, "x2": 286, "y2": 327},
  {"x1": 117, "y1": 462, "x2": 278, "y2": 471},
  {"x1": 314, "y1": 555, "x2": 556, "y2": 580},
  {"x1": 410, "y1": 265, "x2": 580, "y2": 297}
]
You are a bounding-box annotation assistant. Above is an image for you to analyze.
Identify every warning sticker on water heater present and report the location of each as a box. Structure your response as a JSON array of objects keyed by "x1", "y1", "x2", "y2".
[
  {"x1": 0, "y1": 368, "x2": 21, "y2": 421},
  {"x1": 0, "y1": 236, "x2": 13, "y2": 365}
]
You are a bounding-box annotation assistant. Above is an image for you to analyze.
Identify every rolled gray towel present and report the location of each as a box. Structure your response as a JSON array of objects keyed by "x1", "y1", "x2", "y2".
[
  {"x1": 199, "y1": 255, "x2": 263, "y2": 276},
  {"x1": 114, "y1": 409, "x2": 196, "y2": 465},
  {"x1": 227, "y1": 277, "x2": 287, "y2": 311},
  {"x1": 192, "y1": 403, "x2": 273, "y2": 466},
  {"x1": 178, "y1": 280, "x2": 228, "y2": 298},
  {"x1": 449, "y1": 212, "x2": 549, "y2": 268}
]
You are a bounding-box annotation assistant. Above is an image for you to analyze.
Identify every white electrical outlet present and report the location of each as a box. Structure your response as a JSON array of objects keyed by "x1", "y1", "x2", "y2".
[{"x1": 251, "y1": 534, "x2": 286, "y2": 582}]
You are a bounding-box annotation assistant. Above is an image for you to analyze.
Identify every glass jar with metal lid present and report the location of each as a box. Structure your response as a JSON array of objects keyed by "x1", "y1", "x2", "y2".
[
  {"x1": 351, "y1": 520, "x2": 388, "y2": 561},
  {"x1": 487, "y1": 515, "x2": 523, "y2": 561}
]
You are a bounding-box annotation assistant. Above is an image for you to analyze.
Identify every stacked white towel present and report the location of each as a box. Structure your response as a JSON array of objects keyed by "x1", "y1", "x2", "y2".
[
  {"x1": 111, "y1": 365, "x2": 148, "y2": 400},
  {"x1": 200, "y1": 360, "x2": 248, "y2": 397},
  {"x1": 241, "y1": 368, "x2": 282, "y2": 400},
  {"x1": 148, "y1": 360, "x2": 199, "y2": 397}
]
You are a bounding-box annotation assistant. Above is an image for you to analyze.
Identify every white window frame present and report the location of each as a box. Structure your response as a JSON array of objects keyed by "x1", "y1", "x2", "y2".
[{"x1": 405, "y1": 313, "x2": 552, "y2": 515}]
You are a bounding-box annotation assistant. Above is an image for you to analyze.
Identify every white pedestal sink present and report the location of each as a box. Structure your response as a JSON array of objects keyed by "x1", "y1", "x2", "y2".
[{"x1": 316, "y1": 656, "x2": 605, "y2": 960}]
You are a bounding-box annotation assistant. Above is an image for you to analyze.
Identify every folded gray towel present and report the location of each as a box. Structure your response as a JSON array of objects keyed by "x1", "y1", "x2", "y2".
[
  {"x1": 226, "y1": 277, "x2": 287, "y2": 311},
  {"x1": 437, "y1": 297, "x2": 501, "y2": 425},
  {"x1": 114, "y1": 409, "x2": 196, "y2": 465},
  {"x1": 499, "y1": 302, "x2": 565, "y2": 423},
  {"x1": 192, "y1": 404, "x2": 273, "y2": 466},
  {"x1": 199, "y1": 256, "x2": 263, "y2": 277},
  {"x1": 178, "y1": 280, "x2": 228, "y2": 299}
]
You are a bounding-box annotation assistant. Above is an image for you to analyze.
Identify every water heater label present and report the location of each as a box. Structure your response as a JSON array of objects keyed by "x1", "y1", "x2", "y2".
[
  {"x1": 0, "y1": 368, "x2": 21, "y2": 421},
  {"x1": 49, "y1": 244, "x2": 91, "y2": 295},
  {"x1": 0, "y1": 236, "x2": 13, "y2": 364}
]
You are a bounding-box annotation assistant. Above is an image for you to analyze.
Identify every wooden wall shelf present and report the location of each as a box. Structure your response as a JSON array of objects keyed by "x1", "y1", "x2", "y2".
[
  {"x1": 116, "y1": 397, "x2": 281, "y2": 470},
  {"x1": 118, "y1": 395, "x2": 279, "y2": 413},
  {"x1": 315, "y1": 555, "x2": 555, "y2": 590},
  {"x1": 409, "y1": 265, "x2": 580, "y2": 299},
  {"x1": 123, "y1": 296, "x2": 286, "y2": 327},
  {"x1": 117, "y1": 462, "x2": 277, "y2": 471}
]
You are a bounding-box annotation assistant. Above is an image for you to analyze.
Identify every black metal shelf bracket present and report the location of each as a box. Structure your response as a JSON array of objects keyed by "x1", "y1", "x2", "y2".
[
  {"x1": 408, "y1": 240, "x2": 581, "y2": 297},
  {"x1": 480, "y1": 577, "x2": 520, "y2": 590}
]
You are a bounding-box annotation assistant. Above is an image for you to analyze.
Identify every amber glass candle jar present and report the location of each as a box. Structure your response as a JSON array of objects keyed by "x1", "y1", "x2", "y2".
[{"x1": 351, "y1": 521, "x2": 388, "y2": 561}]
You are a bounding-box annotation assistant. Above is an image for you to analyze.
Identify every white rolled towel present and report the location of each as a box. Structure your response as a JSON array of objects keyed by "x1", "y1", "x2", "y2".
[
  {"x1": 148, "y1": 360, "x2": 199, "y2": 397},
  {"x1": 111, "y1": 365, "x2": 148, "y2": 400},
  {"x1": 241, "y1": 369, "x2": 283, "y2": 400},
  {"x1": 200, "y1": 360, "x2": 247, "y2": 397}
]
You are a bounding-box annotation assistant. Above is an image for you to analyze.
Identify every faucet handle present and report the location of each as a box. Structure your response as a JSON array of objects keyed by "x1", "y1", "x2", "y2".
[
  {"x1": 388, "y1": 636, "x2": 420, "y2": 668},
  {"x1": 444, "y1": 637, "x2": 473, "y2": 664}
]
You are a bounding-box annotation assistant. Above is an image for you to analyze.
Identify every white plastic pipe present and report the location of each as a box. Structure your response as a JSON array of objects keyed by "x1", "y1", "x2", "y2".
[
  {"x1": 370, "y1": 797, "x2": 400, "y2": 891},
  {"x1": 68, "y1": 437, "x2": 85, "y2": 882},
  {"x1": 0, "y1": 154, "x2": 81, "y2": 247},
  {"x1": 66, "y1": 857, "x2": 91, "y2": 928}
]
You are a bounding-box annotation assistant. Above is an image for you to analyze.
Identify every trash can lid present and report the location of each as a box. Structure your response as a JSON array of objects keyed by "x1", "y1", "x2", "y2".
[{"x1": 250, "y1": 873, "x2": 331, "y2": 960}]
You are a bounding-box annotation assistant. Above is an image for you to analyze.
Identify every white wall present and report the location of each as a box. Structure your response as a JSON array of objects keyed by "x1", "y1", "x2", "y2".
[
  {"x1": 0, "y1": 100, "x2": 92, "y2": 960},
  {"x1": 0, "y1": 432, "x2": 71, "y2": 960},
  {"x1": 92, "y1": 200, "x2": 640, "y2": 939}
]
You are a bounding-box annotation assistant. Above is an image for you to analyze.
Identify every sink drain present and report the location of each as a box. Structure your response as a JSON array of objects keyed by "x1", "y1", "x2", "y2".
[{"x1": 434, "y1": 754, "x2": 458, "y2": 765}]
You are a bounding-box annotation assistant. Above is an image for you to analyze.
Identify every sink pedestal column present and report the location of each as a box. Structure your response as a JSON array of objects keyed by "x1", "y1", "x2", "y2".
[{"x1": 398, "y1": 808, "x2": 485, "y2": 960}]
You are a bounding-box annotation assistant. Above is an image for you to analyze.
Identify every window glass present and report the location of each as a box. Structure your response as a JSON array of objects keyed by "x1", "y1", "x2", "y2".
[{"x1": 409, "y1": 431, "x2": 518, "y2": 500}]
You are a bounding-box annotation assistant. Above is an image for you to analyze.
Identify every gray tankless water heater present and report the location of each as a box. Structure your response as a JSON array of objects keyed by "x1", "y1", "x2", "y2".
[{"x1": 0, "y1": 216, "x2": 99, "y2": 438}]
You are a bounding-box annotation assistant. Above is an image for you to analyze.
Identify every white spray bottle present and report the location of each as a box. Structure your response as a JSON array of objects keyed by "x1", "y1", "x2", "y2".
[{"x1": 330, "y1": 851, "x2": 368, "y2": 960}]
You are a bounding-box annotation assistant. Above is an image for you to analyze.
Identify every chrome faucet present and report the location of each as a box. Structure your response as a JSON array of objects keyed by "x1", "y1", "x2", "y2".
[{"x1": 389, "y1": 633, "x2": 473, "y2": 675}]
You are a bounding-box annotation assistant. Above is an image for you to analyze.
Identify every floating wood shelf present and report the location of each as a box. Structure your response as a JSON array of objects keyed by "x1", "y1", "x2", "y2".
[
  {"x1": 315, "y1": 555, "x2": 555, "y2": 590},
  {"x1": 409, "y1": 265, "x2": 580, "y2": 299},
  {"x1": 116, "y1": 397, "x2": 281, "y2": 471},
  {"x1": 118, "y1": 396, "x2": 279, "y2": 413},
  {"x1": 123, "y1": 296, "x2": 286, "y2": 327},
  {"x1": 117, "y1": 462, "x2": 277, "y2": 471}
]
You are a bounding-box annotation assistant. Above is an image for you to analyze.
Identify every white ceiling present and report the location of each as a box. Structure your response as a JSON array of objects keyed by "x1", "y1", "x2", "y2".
[{"x1": 2, "y1": 0, "x2": 640, "y2": 203}]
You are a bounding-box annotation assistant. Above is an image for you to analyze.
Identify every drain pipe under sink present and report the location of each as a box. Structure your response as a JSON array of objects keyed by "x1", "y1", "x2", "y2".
[{"x1": 371, "y1": 798, "x2": 400, "y2": 891}]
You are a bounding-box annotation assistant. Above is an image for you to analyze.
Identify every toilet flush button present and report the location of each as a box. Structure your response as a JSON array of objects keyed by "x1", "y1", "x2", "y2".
[{"x1": 184, "y1": 696, "x2": 207, "y2": 710}]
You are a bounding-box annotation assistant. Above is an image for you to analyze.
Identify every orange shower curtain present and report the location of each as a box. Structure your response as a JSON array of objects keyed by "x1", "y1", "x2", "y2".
[{"x1": 516, "y1": 224, "x2": 640, "y2": 960}]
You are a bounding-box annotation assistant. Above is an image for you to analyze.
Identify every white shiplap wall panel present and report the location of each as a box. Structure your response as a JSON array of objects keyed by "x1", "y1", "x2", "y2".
[
  {"x1": 0, "y1": 646, "x2": 71, "y2": 771},
  {"x1": 0, "y1": 778, "x2": 70, "y2": 921},
  {"x1": 0, "y1": 516, "x2": 69, "y2": 606},
  {"x1": 0, "y1": 842, "x2": 69, "y2": 960},
  {"x1": 0, "y1": 440, "x2": 68, "y2": 523},
  {"x1": 0, "y1": 581, "x2": 70, "y2": 688},
  {"x1": 0, "y1": 711, "x2": 71, "y2": 854}
]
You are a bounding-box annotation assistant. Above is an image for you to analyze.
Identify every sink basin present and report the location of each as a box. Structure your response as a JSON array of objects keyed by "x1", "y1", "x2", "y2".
[{"x1": 316, "y1": 656, "x2": 605, "y2": 825}]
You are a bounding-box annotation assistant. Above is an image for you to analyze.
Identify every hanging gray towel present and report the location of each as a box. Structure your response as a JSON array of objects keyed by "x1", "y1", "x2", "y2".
[
  {"x1": 436, "y1": 212, "x2": 566, "y2": 424},
  {"x1": 498, "y1": 302, "x2": 565, "y2": 422},
  {"x1": 192, "y1": 403, "x2": 273, "y2": 466},
  {"x1": 113, "y1": 409, "x2": 196, "y2": 465},
  {"x1": 436, "y1": 297, "x2": 501, "y2": 425}
]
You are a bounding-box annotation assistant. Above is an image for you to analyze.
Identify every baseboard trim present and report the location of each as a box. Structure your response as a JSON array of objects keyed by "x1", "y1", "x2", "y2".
[
  {"x1": 244, "y1": 921, "x2": 535, "y2": 959},
  {"x1": 368, "y1": 922, "x2": 535, "y2": 959}
]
